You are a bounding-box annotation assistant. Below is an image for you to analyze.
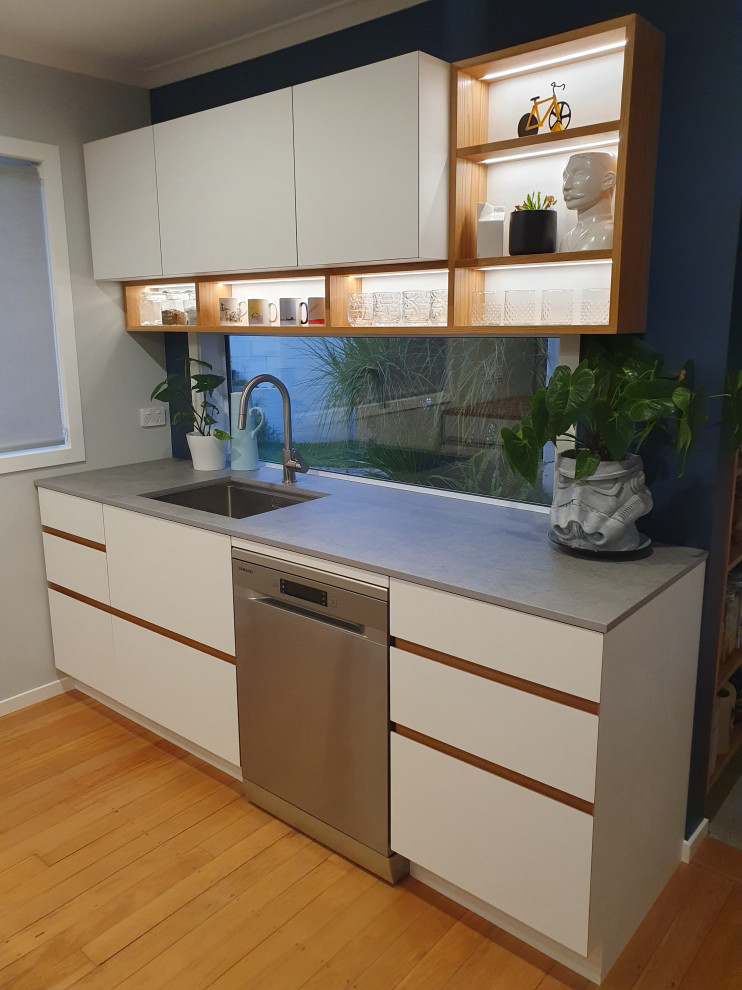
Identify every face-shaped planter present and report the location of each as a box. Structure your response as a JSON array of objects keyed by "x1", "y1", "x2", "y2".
[{"x1": 551, "y1": 453, "x2": 653, "y2": 551}]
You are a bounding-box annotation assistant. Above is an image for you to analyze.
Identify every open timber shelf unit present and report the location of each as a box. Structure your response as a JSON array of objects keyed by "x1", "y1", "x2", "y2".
[
  {"x1": 708, "y1": 448, "x2": 742, "y2": 788},
  {"x1": 123, "y1": 15, "x2": 663, "y2": 336}
]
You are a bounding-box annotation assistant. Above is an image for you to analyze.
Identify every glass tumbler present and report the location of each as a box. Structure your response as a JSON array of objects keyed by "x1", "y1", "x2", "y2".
[
  {"x1": 183, "y1": 287, "x2": 198, "y2": 325},
  {"x1": 402, "y1": 290, "x2": 431, "y2": 326},
  {"x1": 372, "y1": 291, "x2": 402, "y2": 326},
  {"x1": 541, "y1": 289, "x2": 574, "y2": 325},
  {"x1": 429, "y1": 289, "x2": 448, "y2": 326},
  {"x1": 347, "y1": 292, "x2": 373, "y2": 326},
  {"x1": 580, "y1": 287, "x2": 610, "y2": 325},
  {"x1": 139, "y1": 291, "x2": 164, "y2": 326},
  {"x1": 471, "y1": 291, "x2": 503, "y2": 326},
  {"x1": 504, "y1": 289, "x2": 536, "y2": 326}
]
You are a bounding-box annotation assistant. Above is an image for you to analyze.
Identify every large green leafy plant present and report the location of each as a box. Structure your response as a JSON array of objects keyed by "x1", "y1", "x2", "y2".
[
  {"x1": 151, "y1": 357, "x2": 231, "y2": 440},
  {"x1": 501, "y1": 338, "x2": 702, "y2": 486}
]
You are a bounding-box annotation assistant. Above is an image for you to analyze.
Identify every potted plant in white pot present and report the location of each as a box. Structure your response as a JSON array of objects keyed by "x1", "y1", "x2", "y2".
[
  {"x1": 501, "y1": 337, "x2": 703, "y2": 551},
  {"x1": 151, "y1": 357, "x2": 231, "y2": 471}
]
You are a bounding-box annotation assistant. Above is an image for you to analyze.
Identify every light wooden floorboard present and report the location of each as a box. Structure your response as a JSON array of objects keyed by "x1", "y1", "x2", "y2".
[{"x1": 0, "y1": 691, "x2": 740, "y2": 990}]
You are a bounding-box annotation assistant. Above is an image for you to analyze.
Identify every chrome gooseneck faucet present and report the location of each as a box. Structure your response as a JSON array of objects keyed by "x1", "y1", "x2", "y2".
[{"x1": 237, "y1": 374, "x2": 308, "y2": 485}]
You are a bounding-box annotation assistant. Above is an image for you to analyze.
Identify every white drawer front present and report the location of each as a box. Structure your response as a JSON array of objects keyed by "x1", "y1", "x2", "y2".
[
  {"x1": 390, "y1": 647, "x2": 598, "y2": 802},
  {"x1": 38, "y1": 490, "x2": 105, "y2": 545},
  {"x1": 104, "y1": 506, "x2": 235, "y2": 656},
  {"x1": 111, "y1": 617, "x2": 239, "y2": 765},
  {"x1": 390, "y1": 579, "x2": 603, "y2": 702},
  {"x1": 48, "y1": 590, "x2": 115, "y2": 696},
  {"x1": 391, "y1": 732, "x2": 593, "y2": 955},
  {"x1": 43, "y1": 533, "x2": 109, "y2": 604}
]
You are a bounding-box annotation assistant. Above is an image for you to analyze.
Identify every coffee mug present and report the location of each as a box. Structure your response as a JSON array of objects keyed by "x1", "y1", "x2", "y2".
[
  {"x1": 279, "y1": 298, "x2": 308, "y2": 327},
  {"x1": 248, "y1": 299, "x2": 278, "y2": 326},
  {"x1": 219, "y1": 297, "x2": 248, "y2": 324},
  {"x1": 307, "y1": 297, "x2": 326, "y2": 325}
]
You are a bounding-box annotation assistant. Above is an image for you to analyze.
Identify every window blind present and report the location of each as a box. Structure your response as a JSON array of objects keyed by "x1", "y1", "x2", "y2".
[{"x1": 0, "y1": 156, "x2": 65, "y2": 454}]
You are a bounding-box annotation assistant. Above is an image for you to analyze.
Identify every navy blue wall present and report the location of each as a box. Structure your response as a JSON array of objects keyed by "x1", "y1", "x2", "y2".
[{"x1": 151, "y1": 0, "x2": 741, "y2": 831}]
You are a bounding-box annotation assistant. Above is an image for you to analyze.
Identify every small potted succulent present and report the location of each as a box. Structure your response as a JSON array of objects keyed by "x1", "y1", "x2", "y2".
[
  {"x1": 151, "y1": 357, "x2": 231, "y2": 471},
  {"x1": 509, "y1": 191, "x2": 558, "y2": 255}
]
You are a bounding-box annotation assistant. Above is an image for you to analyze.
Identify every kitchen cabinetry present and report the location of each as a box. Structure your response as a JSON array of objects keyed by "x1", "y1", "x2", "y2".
[
  {"x1": 83, "y1": 126, "x2": 162, "y2": 280},
  {"x1": 36, "y1": 463, "x2": 709, "y2": 980},
  {"x1": 84, "y1": 52, "x2": 446, "y2": 282},
  {"x1": 86, "y1": 17, "x2": 662, "y2": 335},
  {"x1": 293, "y1": 52, "x2": 449, "y2": 266},
  {"x1": 450, "y1": 15, "x2": 663, "y2": 333},
  {"x1": 154, "y1": 89, "x2": 297, "y2": 276},
  {"x1": 121, "y1": 261, "x2": 450, "y2": 334},
  {"x1": 38, "y1": 490, "x2": 239, "y2": 768},
  {"x1": 389, "y1": 570, "x2": 705, "y2": 983},
  {"x1": 39, "y1": 489, "x2": 115, "y2": 695}
]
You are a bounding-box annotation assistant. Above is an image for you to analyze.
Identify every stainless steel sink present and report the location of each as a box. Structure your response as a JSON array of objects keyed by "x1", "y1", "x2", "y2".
[{"x1": 142, "y1": 480, "x2": 327, "y2": 519}]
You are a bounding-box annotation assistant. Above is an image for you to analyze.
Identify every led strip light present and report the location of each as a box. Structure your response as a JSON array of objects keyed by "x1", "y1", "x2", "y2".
[
  {"x1": 480, "y1": 41, "x2": 626, "y2": 81},
  {"x1": 481, "y1": 137, "x2": 619, "y2": 165}
]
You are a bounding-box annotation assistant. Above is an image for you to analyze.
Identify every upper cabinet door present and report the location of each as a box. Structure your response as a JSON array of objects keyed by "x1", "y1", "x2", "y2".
[
  {"x1": 154, "y1": 89, "x2": 297, "y2": 276},
  {"x1": 293, "y1": 52, "x2": 450, "y2": 267},
  {"x1": 84, "y1": 127, "x2": 163, "y2": 280}
]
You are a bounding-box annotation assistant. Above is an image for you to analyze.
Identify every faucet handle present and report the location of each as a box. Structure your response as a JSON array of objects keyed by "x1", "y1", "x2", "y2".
[{"x1": 289, "y1": 448, "x2": 310, "y2": 474}]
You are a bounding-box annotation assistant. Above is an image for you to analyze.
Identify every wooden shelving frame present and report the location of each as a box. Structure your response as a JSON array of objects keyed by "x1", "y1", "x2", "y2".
[
  {"x1": 124, "y1": 261, "x2": 451, "y2": 336},
  {"x1": 447, "y1": 14, "x2": 664, "y2": 334},
  {"x1": 708, "y1": 449, "x2": 742, "y2": 787}
]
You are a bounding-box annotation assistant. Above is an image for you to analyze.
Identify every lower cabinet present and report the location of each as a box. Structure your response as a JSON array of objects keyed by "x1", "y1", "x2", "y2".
[
  {"x1": 111, "y1": 618, "x2": 239, "y2": 765},
  {"x1": 103, "y1": 505, "x2": 235, "y2": 657},
  {"x1": 39, "y1": 490, "x2": 239, "y2": 768},
  {"x1": 391, "y1": 731, "x2": 593, "y2": 954},
  {"x1": 47, "y1": 589, "x2": 115, "y2": 698},
  {"x1": 389, "y1": 568, "x2": 706, "y2": 982}
]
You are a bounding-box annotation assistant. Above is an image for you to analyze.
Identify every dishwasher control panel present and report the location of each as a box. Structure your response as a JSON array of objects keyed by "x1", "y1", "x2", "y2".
[{"x1": 280, "y1": 577, "x2": 327, "y2": 607}]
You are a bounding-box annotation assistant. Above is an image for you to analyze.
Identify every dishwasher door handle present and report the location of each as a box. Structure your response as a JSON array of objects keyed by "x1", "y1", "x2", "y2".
[{"x1": 247, "y1": 593, "x2": 368, "y2": 638}]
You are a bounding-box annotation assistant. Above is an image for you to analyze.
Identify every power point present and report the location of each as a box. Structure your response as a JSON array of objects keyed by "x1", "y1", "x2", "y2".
[{"x1": 140, "y1": 407, "x2": 166, "y2": 427}]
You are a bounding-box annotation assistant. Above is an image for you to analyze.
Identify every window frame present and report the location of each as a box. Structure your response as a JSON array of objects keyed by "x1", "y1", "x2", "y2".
[
  {"x1": 0, "y1": 135, "x2": 84, "y2": 475},
  {"x1": 220, "y1": 332, "x2": 580, "y2": 508}
]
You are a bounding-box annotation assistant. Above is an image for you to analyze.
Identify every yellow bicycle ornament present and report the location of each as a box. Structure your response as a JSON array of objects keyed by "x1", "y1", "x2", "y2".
[{"x1": 517, "y1": 82, "x2": 571, "y2": 137}]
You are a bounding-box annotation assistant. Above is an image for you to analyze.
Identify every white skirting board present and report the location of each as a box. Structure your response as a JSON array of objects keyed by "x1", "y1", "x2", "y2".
[
  {"x1": 682, "y1": 818, "x2": 710, "y2": 863},
  {"x1": 60, "y1": 679, "x2": 242, "y2": 780},
  {"x1": 0, "y1": 676, "x2": 72, "y2": 718},
  {"x1": 409, "y1": 863, "x2": 604, "y2": 984}
]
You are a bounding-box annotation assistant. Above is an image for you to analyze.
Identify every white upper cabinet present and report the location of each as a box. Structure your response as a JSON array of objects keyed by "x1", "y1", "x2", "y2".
[
  {"x1": 83, "y1": 126, "x2": 163, "y2": 280},
  {"x1": 293, "y1": 52, "x2": 450, "y2": 266},
  {"x1": 154, "y1": 88, "x2": 297, "y2": 276}
]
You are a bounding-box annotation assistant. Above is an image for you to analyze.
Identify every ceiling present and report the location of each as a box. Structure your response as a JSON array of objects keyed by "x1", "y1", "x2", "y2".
[{"x1": 0, "y1": 0, "x2": 428, "y2": 89}]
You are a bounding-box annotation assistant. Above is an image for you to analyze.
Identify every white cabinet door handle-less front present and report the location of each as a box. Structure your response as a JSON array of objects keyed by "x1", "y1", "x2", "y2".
[
  {"x1": 83, "y1": 126, "x2": 162, "y2": 280},
  {"x1": 103, "y1": 505, "x2": 235, "y2": 657},
  {"x1": 154, "y1": 88, "x2": 297, "y2": 276},
  {"x1": 293, "y1": 52, "x2": 449, "y2": 266}
]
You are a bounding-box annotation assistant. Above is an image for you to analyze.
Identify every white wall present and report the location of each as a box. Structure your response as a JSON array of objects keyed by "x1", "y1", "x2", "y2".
[{"x1": 0, "y1": 56, "x2": 168, "y2": 710}]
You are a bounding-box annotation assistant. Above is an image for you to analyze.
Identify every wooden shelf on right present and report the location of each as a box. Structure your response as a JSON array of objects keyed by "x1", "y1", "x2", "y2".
[
  {"x1": 448, "y1": 14, "x2": 664, "y2": 334},
  {"x1": 708, "y1": 447, "x2": 742, "y2": 788}
]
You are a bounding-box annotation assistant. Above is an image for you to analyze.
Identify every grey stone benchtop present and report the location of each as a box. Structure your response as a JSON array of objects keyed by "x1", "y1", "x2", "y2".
[{"x1": 37, "y1": 458, "x2": 707, "y2": 633}]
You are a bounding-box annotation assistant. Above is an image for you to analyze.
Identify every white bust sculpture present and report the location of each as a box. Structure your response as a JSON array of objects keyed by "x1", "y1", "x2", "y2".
[
  {"x1": 551, "y1": 454, "x2": 653, "y2": 551},
  {"x1": 559, "y1": 152, "x2": 617, "y2": 252}
]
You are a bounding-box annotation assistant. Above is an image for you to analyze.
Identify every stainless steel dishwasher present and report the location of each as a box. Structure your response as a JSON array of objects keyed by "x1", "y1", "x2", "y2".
[{"x1": 232, "y1": 548, "x2": 408, "y2": 883}]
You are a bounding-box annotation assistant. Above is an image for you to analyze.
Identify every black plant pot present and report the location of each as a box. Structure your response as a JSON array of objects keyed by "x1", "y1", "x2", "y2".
[{"x1": 509, "y1": 210, "x2": 557, "y2": 255}]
